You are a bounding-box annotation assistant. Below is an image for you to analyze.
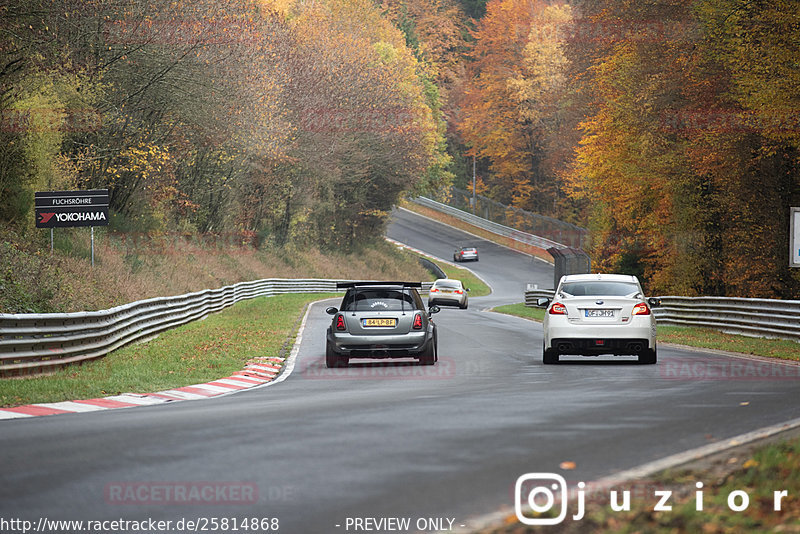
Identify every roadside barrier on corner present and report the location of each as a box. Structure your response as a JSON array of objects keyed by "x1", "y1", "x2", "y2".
[
  {"x1": 0, "y1": 279, "x2": 433, "y2": 377},
  {"x1": 412, "y1": 196, "x2": 568, "y2": 251},
  {"x1": 414, "y1": 188, "x2": 589, "y2": 249}
]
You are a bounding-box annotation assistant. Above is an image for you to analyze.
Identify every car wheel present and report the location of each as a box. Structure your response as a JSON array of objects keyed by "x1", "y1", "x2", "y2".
[
  {"x1": 326, "y1": 341, "x2": 348, "y2": 368},
  {"x1": 459, "y1": 301, "x2": 468, "y2": 309},
  {"x1": 543, "y1": 341, "x2": 559, "y2": 364},
  {"x1": 419, "y1": 338, "x2": 436, "y2": 365},
  {"x1": 638, "y1": 348, "x2": 657, "y2": 364}
]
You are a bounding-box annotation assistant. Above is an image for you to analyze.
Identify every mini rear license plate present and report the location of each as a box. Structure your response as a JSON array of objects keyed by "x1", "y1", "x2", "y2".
[
  {"x1": 585, "y1": 309, "x2": 614, "y2": 318},
  {"x1": 363, "y1": 318, "x2": 397, "y2": 327}
]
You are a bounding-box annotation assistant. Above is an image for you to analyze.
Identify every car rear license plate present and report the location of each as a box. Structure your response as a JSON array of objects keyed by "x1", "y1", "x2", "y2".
[
  {"x1": 585, "y1": 309, "x2": 614, "y2": 318},
  {"x1": 363, "y1": 318, "x2": 397, "y2": 327}
]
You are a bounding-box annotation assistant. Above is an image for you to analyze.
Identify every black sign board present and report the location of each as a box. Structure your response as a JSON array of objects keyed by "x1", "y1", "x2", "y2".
[{"x1": 35, "y1": 190, "x2": 110, "y2": 228}]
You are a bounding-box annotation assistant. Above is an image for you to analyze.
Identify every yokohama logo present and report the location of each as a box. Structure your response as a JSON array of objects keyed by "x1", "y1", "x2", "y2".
[{"x1": 52, "y1": 212, "x2": 107, "y2": 222}]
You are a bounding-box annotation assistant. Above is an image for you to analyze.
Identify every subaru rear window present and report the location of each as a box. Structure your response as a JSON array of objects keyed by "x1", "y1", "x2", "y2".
[{"x1": 560, "y1": 281, "x2": 640, "y2": 297}]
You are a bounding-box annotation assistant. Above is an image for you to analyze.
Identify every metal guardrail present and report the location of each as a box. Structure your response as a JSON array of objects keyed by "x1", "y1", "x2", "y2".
[
  {"x1": 524, "y1": 289, "x2": 800, "y2": 342},
  {"x1": 652, "y1": 296, "x2": 800, "y2": 341},
  {"x1": 419, "y1": 258, "x2": 447, "y2": 280},
  {"x1": 431, "y1": 187, "x2": 589, "y2": 248},
  {"x1": 413, "y1": 196, "x2": 567, "y2": 251},
  {"x1": 0, "y1": 279, "x2": 434, "y2": 377},
  {"x1": 524, "y1": 289, "x2": 557, "y2": 305}
]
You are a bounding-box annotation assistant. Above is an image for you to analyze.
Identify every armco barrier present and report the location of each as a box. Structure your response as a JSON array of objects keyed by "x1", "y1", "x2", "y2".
[
  {"x1": 652, "y1": 296, "x2": 800, "y2": 341},
  {"x1": 420, "y1": 188, "x2": 589, "y2": 248},
  {"x1": 0, "y1": 279, "x2": 433, "y2": 377},
  {"x1": 524, "y1": 289, "x2": 800, "y2": 342},
  {"x1": 412, "y1": 197, "x2": 567, "y2": 251}
]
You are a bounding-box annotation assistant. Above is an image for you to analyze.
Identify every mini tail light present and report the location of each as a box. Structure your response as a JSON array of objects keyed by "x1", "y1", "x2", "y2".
[
  {"x1": 455, "y1": 289, "x2": 463, "y2": 294},
  {"x1": 549, "y1": 302, "x2": 568, "y2": 315},
  {"x1": 336, "y1": 315, "x2": 346, "y2": 330},
  {"x1": 632, "y1": 303, "x2": 651, "y2": 316},
  {"x1": 412, "y1": 313, "x2": 423, "y2": 330},
  {"x1": 430, "y1": 288, "x2": 439, "y2": 292}
]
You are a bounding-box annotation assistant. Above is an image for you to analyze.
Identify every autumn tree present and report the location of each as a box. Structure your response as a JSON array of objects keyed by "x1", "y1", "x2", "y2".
[
  {"x1": 564, "y1": 0, "x2": 800, "y2": 297},
  {"x1": 457, "y1": 0, "x2": 572, "y2": 213}
]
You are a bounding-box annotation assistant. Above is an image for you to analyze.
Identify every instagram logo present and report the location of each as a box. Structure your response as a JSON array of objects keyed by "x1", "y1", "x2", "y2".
[{"x1": 514, "y1": 473, "x2": 570, "y2": 525}]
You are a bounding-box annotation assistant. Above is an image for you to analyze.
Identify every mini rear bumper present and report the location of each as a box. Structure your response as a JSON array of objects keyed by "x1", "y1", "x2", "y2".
[{"x1": 328, "y1": 330, "x2": 430, "y2": 358}]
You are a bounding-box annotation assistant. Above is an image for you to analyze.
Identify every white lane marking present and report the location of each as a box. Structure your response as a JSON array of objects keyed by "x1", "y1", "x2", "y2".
[
  {"x1": 0, "y1": 411, "x2": 34, "y2": 419},
  {"x1": 247, "y1": 300, "x2": 315, "y2": 391},
  {"x1": 34, "y1": 401, "x2": 106, "y2": 413},
  {"x1": 106, "y1": 394, "x2": 171, "y2": 405},
  {"x1": 188, "y1": 383, "x2": 237, "y2": 394},
  {"x1": 246, "y1": 364, "x2": 280, "y2": 372},
  {"x1": 213, "y1": 378, "x2": 259, "y2": 388},
  {"x1": 155, "y1": 390, "x2": 208, "y2": 400}
]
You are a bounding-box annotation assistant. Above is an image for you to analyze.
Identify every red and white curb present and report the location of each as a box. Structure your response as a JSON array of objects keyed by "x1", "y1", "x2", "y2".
[{"x1": 0, "y1": 356, "x2": 287, "y2": 420}]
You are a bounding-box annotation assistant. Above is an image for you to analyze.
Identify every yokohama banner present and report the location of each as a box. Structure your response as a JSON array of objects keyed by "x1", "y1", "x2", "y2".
[{"x1": 35, "y1": 189, "x2": 110, "y2": 228}]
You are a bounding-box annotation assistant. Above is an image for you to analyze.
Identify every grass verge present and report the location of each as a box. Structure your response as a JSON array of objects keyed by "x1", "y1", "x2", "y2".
[
  {"x1": 387, "y1": 240, "x2": 492, "y2": 296},
  {"x1": 0, "y1": 293, "x2": 331, "y2": 407},
  {"x1": 487, "y1": 433, "x2": 800, "y2": 533},
  {"x1": 0, "y1": 228, "x2": 430, "y2": 313},
  {"x1": 437, "y1": 261, "x2": 492, "y2": 297},
  {"x1": 493, "y1": 302, "x2": 546, "y2": 322}
]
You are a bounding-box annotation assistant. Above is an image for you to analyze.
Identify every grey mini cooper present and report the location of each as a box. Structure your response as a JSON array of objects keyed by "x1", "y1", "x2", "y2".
[{"x1": 325, "y1": 282, "x2": 440, "y2": 368}]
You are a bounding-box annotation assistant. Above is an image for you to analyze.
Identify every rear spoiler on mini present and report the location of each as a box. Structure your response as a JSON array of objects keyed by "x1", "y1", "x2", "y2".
[{"x1": 336, "y1": 281, "x2": 423, "y2": 289}]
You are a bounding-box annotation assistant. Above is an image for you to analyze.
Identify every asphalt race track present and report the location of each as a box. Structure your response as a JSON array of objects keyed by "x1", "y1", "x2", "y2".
[{"x1": 2, "y1": 208, "x2": 800, "y2": 533}]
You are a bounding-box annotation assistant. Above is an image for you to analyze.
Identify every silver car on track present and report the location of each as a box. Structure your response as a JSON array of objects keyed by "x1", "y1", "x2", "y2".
[
  {"x1": 428, "y1": 279, "x2": 469, "y2": 309},
  {"x1": 325, "y1": 282, "x2": 440, "y2": 368},
  {"x1": 453, "y1": 246, "x2": 479, "y2": 262}
]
